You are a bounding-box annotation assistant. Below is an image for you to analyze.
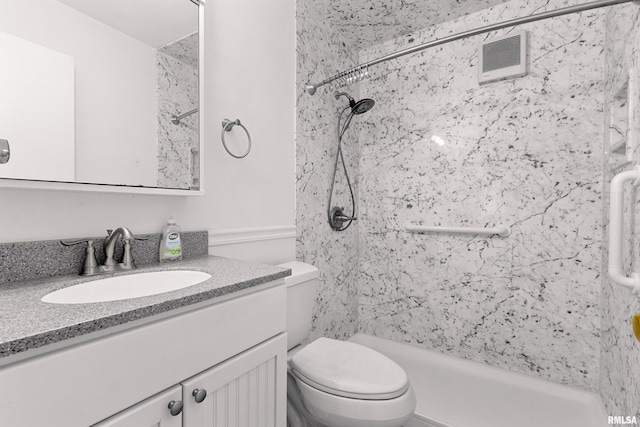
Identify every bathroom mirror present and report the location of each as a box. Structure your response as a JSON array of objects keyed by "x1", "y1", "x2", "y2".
[{"x1": 0, "y1": 0, "x2": 203, "y2": 193}]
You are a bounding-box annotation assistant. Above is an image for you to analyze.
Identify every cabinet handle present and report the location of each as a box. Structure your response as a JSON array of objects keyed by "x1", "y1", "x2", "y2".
[
  {"x1": 168, "y1": 400, "x2": 183, "y2": 416},
  {"x1": 192, "y1": 388, "x2": 207, "y2": 403}
]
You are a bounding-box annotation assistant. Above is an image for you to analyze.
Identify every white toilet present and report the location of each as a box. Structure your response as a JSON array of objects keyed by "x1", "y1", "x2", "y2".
[{"x1": 279, "y1": 261, "x2": 416, "y2": 427}]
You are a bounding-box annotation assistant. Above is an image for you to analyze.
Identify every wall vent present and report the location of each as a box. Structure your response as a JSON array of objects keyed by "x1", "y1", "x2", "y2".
[{"x1": 478, "y1": 31, "x2": 528, "y2": 84}]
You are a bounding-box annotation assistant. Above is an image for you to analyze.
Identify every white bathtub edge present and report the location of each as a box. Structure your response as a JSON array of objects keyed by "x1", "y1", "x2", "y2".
[{"x1": 349, "y1": 333, "x2": 608, "y2": 427}]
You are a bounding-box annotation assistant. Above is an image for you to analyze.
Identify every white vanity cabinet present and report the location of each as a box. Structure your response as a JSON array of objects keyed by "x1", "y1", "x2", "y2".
[
  {"x1": 183, "y1": 334, "x2": 285, "y2": 426},
  {"x1": 0, "y1": 282, "x2": 287, "y2": 427},
  {"x1": 95, "y1": 334, "x2": 287, "y2": 427},
  {"x1": 93, "y1": 385, "x2": 184, "y2": 427}
]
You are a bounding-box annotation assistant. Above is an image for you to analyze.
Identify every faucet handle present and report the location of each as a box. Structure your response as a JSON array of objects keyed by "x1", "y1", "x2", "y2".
[
  {"x1": 61, "y1": 238, "x2": 94, "y2": 246},
  {"x1": 60, "y1": 239, "x2": 99, "y2": 276},
  {"x1": 120, "y1": 239, "x2": 136, "y2": 270}
]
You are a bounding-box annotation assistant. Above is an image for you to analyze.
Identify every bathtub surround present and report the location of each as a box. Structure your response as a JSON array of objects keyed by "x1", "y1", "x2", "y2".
[
  {"x1": 157, "y1": 34, "x2": 199, "y2": 190},
  {"x1": 309, "y1": 0, "x2": 511, "y2": 51},
  {"x1": 356, "y1": 0, "x2": 604, "y2": 392},
  {"x1": 160, "y1": 32, "x2": 198, "y2": 69},
  {"x1": 0, "y1": 231, "x2": 209, "y2": 285},
  {"x1": 600, "y1": 2, "x2": 640, "y2": 416},
  {"x1": 297, "y1": 0, "x2": 608, "y2": 395},
  {"x1": 296, "y1": 0, "x2": 360, "y2": 341}
]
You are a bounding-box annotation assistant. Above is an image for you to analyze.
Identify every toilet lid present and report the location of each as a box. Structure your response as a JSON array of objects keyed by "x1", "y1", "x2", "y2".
[{"x1": 289, "y1": 337, "x2": 409, "y2": 400}]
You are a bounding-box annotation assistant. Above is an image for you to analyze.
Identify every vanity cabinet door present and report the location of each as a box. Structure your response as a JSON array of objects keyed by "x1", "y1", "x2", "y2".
[
  {"x1": 93, "y1": 385, "x2": 183, "y2": 427},
  {"x1": 182, "y1": 333, "x2": 287, "y2": 427}
]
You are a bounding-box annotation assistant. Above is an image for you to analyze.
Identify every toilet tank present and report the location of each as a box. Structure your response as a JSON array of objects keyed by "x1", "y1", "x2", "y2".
[{"x1": 278, "y1": 261, "x2": 319, "y2": 350}]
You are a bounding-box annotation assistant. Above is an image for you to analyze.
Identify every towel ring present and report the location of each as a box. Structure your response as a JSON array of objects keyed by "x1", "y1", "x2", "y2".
[{"x1": 221, "y1": 119, "x2": 252, "y2": 159}]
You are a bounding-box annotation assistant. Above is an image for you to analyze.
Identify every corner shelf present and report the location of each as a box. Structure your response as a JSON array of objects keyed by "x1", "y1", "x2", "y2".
[{"x1": 608, "y1": 68, "x2": 638, "y2": 171}]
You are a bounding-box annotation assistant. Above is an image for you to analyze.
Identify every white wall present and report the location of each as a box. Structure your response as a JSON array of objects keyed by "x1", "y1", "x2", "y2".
[
  {"x1": 0, "y1": 0, "x2": 296, "y2": 261},
  {"x1": 0, "y1": 31, "x2": 75, "y2": 182}
]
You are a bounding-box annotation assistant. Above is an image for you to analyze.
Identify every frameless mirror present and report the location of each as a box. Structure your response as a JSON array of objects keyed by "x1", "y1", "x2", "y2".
[{"x1": 0, "y1": 0, "x2": 201, "y2": 192}]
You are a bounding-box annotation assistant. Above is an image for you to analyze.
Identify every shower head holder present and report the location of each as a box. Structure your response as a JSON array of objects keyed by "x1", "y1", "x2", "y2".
[{"x1": 329, "y1": 207, "x2": 356, "y2": 231}]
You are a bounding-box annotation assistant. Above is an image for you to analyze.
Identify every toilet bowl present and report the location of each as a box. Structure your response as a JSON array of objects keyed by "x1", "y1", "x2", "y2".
[
  {"x1": 279, "y1": 262, "x2": 416, "y2": 427},
  {"x1": 288, "y1": 337, "x2": 416, "y2": 427}
]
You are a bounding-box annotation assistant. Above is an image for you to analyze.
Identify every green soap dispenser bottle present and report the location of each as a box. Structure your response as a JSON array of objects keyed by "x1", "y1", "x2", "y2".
[{"x1": 159, "y1": 216, "x2": 182, "y2": 262}]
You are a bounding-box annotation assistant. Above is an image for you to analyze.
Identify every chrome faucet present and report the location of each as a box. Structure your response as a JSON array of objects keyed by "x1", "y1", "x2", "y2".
[
  {"x1": 103, "y1": 227, "x2": 136, "y2": 271},
  {"x1": 61, "y1": 227, "x2": 145, "y2": 276}
]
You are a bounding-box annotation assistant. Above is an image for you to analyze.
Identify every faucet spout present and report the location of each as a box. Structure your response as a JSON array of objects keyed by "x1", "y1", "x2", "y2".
[
  {"x1": 62, "y1": 226, "x2": 146, "y2": 276},
  {"x1": 103, "y1": 227, "x2": 135, "y2": 268}
]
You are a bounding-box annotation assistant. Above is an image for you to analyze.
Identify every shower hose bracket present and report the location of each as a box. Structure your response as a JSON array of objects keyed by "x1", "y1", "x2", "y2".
[{"x1": 329, "y1": 207, "x2": 356, "y2": 231}]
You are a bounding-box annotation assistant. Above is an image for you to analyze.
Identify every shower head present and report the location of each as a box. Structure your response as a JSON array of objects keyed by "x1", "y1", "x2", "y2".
[
  {"x1": 352, "y1": 98, "x2": 375, "y2": 115},
  {"x1": 335, "y1": 91, "x2": 375, "y2": 115}
]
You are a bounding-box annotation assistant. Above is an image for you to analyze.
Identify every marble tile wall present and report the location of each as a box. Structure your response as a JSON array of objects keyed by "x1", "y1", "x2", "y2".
[
  {"x1": 157, "y1": 35, "x2": 199, "y2": 190},
  {"x1": 357, "y1": 0, "x2": 604, "y2": 391},
  {"x1": 295, "y1": 0, "x2": 361, "y2": 341},
  {"x1": 600, "y1": 2, "x2": 640, "y2": 416},
  {"x1": 310, "y1": 0, "x2": 511, "y2": 50}
]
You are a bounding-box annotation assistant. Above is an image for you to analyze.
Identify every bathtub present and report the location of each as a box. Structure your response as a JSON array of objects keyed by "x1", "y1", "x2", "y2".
[{"x1": 348, "y1": 333, "x2": 608, "y2": 427}]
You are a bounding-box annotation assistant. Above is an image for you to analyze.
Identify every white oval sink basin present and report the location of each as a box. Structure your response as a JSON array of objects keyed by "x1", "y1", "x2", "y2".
[{"x1": 42, "y1": 270, "x2": 212, "y2": 304}]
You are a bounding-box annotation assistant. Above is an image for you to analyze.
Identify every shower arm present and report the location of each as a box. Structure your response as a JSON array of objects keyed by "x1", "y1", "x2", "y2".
[{"x1": 305, "y1": 0, "x2": 637, "y2": 95}]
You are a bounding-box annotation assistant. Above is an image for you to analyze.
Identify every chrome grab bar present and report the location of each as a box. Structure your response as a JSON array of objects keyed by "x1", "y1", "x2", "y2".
[{"x1": 405, "y1": 224, "x2": 511, "y2": 237}]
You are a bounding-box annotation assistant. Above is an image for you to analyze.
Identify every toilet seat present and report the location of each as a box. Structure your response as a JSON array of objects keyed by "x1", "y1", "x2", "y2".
[
  {"x1": 289, "y1": 337, "x2": 409, "y2": 400},
  {"x1": 291, "y1": 371, "x2": 416, "y2": 427}
]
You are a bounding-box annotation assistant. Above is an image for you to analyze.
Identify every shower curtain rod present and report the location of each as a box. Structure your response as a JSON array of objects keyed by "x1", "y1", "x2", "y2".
[
  {"x1": 171, "y1": 108, "x2": 198, "y2": 125},
  {"x1": 305, "y1": 0, "x2": 638, "y2": 95}
]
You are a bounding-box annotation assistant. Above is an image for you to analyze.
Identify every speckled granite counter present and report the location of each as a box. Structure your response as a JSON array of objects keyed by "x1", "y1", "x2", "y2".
[{"x1": 0, "y1": 255, "x2": 290, "y2": 361}]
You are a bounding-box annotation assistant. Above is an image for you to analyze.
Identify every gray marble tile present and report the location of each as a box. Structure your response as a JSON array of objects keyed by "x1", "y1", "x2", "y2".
[
  {"x1": 297, "y1": 0, "x2": 640, "y2": 402},
  {"x1": 157, "y1": 48, "x2": 198, "y2": 190},
  {"x1": 160, "y1": 32, "x2": 198, "y2": 69},
  {"x1": 600, "y1": 2, "x2": 640, "y2": 417},
  {"x1": 309, "y1": 0, "x2": 511, "y2": 50},
  {"x1": 355, "y1": 0, "x2": 604, "y2": 392},
  {"x1": 296, "y1": 0, "x2": 361, "y2": 341}
]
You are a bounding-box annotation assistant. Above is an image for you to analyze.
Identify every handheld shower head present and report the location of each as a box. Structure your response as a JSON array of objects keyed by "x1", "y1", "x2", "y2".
[
  {"x1": 335, "y1": 92, "x2": 375, "y2": 115},
  {"x1": 352, "y1": 98, "x2": 375, "y2": 115}
]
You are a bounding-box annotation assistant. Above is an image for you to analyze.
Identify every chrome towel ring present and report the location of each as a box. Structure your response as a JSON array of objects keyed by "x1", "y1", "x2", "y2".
[{"x1": 221, "y1": 119, "x2": 252, "y2": 159}]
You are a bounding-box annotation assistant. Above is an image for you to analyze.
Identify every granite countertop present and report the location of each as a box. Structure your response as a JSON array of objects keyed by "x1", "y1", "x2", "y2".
[{"x1": 0, "y1": 255, "x2": 290, "y2": 361}]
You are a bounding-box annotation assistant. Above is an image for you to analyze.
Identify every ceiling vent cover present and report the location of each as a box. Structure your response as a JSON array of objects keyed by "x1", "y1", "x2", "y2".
[{"x1": 478, "y1": 31, "x2": 528, "y2": 84}]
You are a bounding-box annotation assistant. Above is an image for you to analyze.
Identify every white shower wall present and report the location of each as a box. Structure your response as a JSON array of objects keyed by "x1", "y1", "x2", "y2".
[
  {"x1": 600, "y1": 2, "x2": 640, "y2": 416},
  {"x1": 357, "y1": 0, "x2": 604, "y2": 391},
  {"x1": 296, "y1": 0, "x2": 361, "y2": 341},
  {"x1": 296, "y1": 0, "x2": 640, "y2": 411}
]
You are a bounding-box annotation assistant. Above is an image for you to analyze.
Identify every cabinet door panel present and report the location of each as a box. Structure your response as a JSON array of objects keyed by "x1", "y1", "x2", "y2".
[
  {"x1": 93, "y1": 385, "x2": 182, "y2": 427},
  {"x1": 182, "y1": 334, "x2": 287, "y2": 427}
]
